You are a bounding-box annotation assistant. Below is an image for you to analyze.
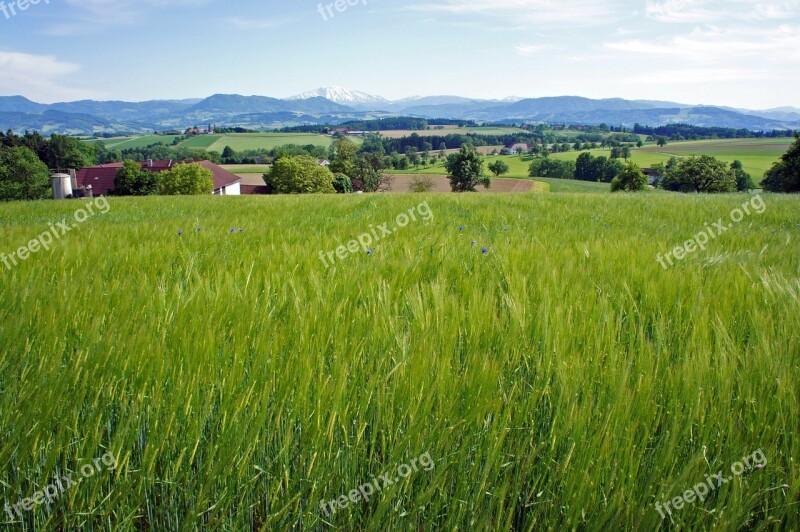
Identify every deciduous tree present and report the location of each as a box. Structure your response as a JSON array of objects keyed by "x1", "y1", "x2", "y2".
[
  {"x1": 0, "y1": 146, "x2": 51, "y2": 201},
  {"x1": 159, "y1": 163, "x2": 215, "y2": 195},
  {"x1": 446, "y1": 146, "x2": 490, "y2": 192},
  {"x1": 265, "y1": 155, "x2": 335, "y2": 194}
]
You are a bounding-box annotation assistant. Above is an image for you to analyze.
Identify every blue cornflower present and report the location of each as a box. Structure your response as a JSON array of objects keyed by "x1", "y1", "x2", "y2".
[
  {"x1": 482, "y1": 248, "x2": 489, "y2": 254},
  {"x1": 177, "y1": 231, "x2": 183, "y2": 236},
  {"x1": 230, "y1": 228, "x2": 236, "y2": 233},
  {"x1": 367, "y1": 249, "x2": 373, "y2": 255},
  {"x1": 459, "y1": 226, "x2": 465, "y2": 231}
]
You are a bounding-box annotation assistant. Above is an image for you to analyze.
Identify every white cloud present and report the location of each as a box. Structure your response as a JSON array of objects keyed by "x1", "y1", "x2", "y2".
[
  {"x1": 0, "y1": 52, "x2": 102, "y2": 102},
  {"x1": 645, "y1": 0, "x2": 800, "y2": 22},
  {"x1": 41, "y1": 0, "x2": 211, "y2": 34},
  {"x1": 403, "y1": 0, "x2": 616, "y2": 25},
  {"x1": 64, "y1": 0, "x2": 210, "y2": 19},
  {"x1": 624, "y1": 67, "x2": 765, "y2": 84},
  {"x1": 515, "y1": 43, "x2": 552, "y2": 56},
  {"x1": 605, "y1": 24, "x2": 800, "y2": 63},
  {"x1": 645, "y1": 0, "x2": 714, "y2": 23}
]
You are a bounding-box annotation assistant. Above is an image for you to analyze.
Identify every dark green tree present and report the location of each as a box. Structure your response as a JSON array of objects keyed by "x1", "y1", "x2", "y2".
[
  {"x1": 762, "y1": 133, "x2": 800, "y2": 193},
  {"x1": 332, "y1": 173, "x2": 353, "y2": 194},
  {"x1": 487, "y1": 160, "x2": 510, "y2": 177},
  {"x1": 446, "y1": 146, "x2": 490, "y2": 192},
  {"x1": 610, "y1": 161, "x2": 648, "y2": 192},
  {"x1": 329, "y1": 137, "x2": 359, "y2": 175},
  {"x1": 730, "y1": 160, "x2": 755, "y2": 192},
  {"x1": 664, "y1": 155, "x2": 737, "y2": 193},
  {"x1": 47, "y1": 134, "x2": 96, "y2": 170},
  {"x1": 0, "y1": 147, "x2": 51, "y2": 201},
  {"x1": 575, "y1": 152, "x2": 593, "y2": 181},
  {"x1": 113, "y1": 160, "x2": 158, "y2": 196},
  {"x1": 221, "y1": 146, "x2": 237, "y2": 164}
]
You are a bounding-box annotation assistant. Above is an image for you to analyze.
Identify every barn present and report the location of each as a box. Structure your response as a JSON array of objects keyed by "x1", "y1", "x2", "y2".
[{"x1": 75, "y1": 160, "x2": 242, "y2": 196}]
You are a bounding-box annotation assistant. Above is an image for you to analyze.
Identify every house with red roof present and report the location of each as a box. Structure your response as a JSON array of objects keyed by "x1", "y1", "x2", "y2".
[{"x1": 75, "y1": 160, "x2": 241, "y2": 196}]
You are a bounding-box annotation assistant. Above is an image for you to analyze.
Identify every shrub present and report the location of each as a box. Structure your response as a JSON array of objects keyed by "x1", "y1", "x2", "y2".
[
  {"x1": 410, "y1": 176, "x2": 434, "y2": 193},
  {"x1": 332, "y1": 173, "x2": 353, "y2": 194}
]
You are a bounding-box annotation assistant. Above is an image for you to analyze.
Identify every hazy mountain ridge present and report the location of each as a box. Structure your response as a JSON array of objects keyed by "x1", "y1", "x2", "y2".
[{"x1": 0, "y1": 90, "x2": 797, "y2": 135}]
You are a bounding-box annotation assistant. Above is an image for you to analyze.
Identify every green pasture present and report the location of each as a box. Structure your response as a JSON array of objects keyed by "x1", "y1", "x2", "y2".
[
  {"x1": 90, "y1": 135, "x2": 180, "y2": 150},
  {"x1": 205, "y1": 133, "x2": 343, "y2": 152}
]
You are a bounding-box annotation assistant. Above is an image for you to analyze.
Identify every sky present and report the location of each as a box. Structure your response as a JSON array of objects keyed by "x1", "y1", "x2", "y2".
[{"x1": 0, "y1": 0, "x2": 798, "y2": 109}]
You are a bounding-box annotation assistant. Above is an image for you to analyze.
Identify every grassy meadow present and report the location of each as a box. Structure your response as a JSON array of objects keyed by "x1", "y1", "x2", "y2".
[
  {"x1": 87, "y1": 135, "x2": 181, "y2": 150},
  {"x1": 394, "y1": 138, "x2": 791, "y2": 185},
  {"x1": 0, "y1": 192, "x2": 798, "y2": 530},
  {"x1": 90, "y1": 133, "x2": 342, "y2": 153}
]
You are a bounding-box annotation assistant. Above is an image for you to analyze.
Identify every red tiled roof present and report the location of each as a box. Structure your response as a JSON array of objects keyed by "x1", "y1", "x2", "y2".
[{"x1": 76, "y1": 160, "x2": 240, "y2": 196}]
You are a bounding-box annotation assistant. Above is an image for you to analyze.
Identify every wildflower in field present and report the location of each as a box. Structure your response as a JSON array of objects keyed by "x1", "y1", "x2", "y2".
[
  {"x1": 482, "y1": 248, "x2": 489, "y2": 254},
  {"x1": 230, "y1": 228, "x2": 236, "y2": 233},
  {"x1": 504, "y1": 226, "x2": 509, "y2": 231},
  {"x1": 177, "y1": 231, "x2": 183, "y2": 236},
  {"x1": 472, "y1": 240, "x2": 477, "y2": 246},
  {"x1": 239, "y1": 228, "x2": 245, "y2": 232},
  {"x1": 367, "y1": 249, "x2": 373, "y2": 255},
  {"x1": 459, "y1": 226, "x2": 465, "y2": 231}
]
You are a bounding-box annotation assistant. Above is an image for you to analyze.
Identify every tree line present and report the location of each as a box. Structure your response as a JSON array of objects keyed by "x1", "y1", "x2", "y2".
[{"x1": 633, "y1": 123, "x2": 795, "y2": 140}]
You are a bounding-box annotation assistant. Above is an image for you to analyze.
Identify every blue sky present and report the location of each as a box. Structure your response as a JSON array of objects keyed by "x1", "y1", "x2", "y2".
[{"x1": 0, "y1": 0, "x2": 798, "y2": 108}]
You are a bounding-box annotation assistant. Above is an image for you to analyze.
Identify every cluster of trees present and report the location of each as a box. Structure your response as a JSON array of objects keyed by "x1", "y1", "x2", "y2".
[
  {"x1": 0, "y1": 130, "x2": 98, "y2": 201},
  {"x1": 219, "y1": 144, "x2": 329, "y2": 165},
  {"x1": 1, "y1": 130, "x2": 96, "y2": 170},
  {"x1": 762, "y1": 133, "x2": 800, "y2": 193},
  {"x1": 280, "y1": 118, "x2": 476, "y2": 134},
  {"x1": 634, "y1": 123, "x2": 796, "y2": 140},
  {"x1": 647, "y1": 156, "x2": 754, "y2": 193},
  {"x1": 264, "y1": 137, "x2": 393, "y2": 194},
  {"x1": 527, "y1": 152, "x2": 627, "y2": 182},
  {"x1": 112, "y1": 161, "x2": 214, "y2": 196},
  {"x1": 525, "y1": 149, "x2": 765, "y2": 195},
  {"x1": 95, "y1": 141, "x2": 221, "y2": 166},
  {"x1": 575, "y1": 153, "x2": 626, "y2": 182}
]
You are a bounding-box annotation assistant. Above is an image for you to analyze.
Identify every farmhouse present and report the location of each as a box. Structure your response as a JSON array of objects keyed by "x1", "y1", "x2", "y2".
[
  {"x1": 501, "y1": 143, "x2": 529, "y2": 155},
  {"x1": 75, "y1": 160, "x2": 241, "y2": 196},
  {"x1": 642, "y1": 167, "x2": 658, "y2": 186}
]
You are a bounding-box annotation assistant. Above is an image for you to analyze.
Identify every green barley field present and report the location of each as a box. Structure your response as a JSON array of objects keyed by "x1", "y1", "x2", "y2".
[{"x1": 1, "y1": 193, "x2": 799, "y2": 530}]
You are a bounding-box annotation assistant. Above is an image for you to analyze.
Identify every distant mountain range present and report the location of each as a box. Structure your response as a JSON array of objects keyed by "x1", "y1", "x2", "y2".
[{"x1": 1, "y1": 87, "x2": 798, "y2": 135}]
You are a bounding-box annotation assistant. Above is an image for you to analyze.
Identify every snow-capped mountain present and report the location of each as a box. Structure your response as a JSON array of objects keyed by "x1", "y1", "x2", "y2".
[{"x1": 288, "y1": 86, "x2": 388, "y2": 106}]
